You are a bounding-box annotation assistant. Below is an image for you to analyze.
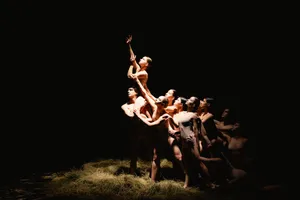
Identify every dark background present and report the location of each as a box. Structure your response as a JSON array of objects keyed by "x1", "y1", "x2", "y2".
[{"x1": 2, "y1": 1, "x2": 285, "y2": 187}]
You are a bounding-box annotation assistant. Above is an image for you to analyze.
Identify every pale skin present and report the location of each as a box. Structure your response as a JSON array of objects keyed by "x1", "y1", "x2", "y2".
[
  {"x1": 136, "y1": 86, "x2": 179, "y2": 147},
  {"x1": 121, "y1": 87, "x2": 151, "y2": 175},
  {"x1": 135, "y1": 111, "x2": 169, "y2": 126},
  {"x1": 135, "y1": 75, "x2": 188, "y2": 185},
  {"x1": 197, "y1": 99, "x2": 215, "y2": 147},
  {"x1": 121, "y1": 87, "x2": 143, "y2": 117},
  {"x1": 134, "y1": 107, "x2": 167, "y2": 182},
  {"x1": 169, "y1": 97, "x2": 222, "y2": 189},
  {"x1": 169, "y1": 109, "x2": 221, "y2": 164},
  {"x1": 132, "y1": 76, "x2": 169, "y2": 182},
  {"x1": 133, "y1": 76, "x2": 164, "y2": 121},
  {"x1": 121, "y1": 92, "x2": 151, "y2": 120},
  {"x1": 126, "y1": 35, "x2": 156, "y2": 101},
  {"x1": 166, "y1": 98, "x2": 190, "y2": 188},
  {"x1": 164, "y1": 97, "x2": 190, "y2": 188},
  {"x1": 135, "y1": 77, "x2": 190, "y2": 186}
]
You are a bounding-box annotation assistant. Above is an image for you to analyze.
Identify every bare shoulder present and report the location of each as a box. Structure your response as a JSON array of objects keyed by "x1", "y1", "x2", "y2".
[
  {"x1": 190, "y1": 113, "x2": 198, "y2": 119},
  {"x1": 137, "y1": 70, "x2": 148, "y2": 76},
  {"x1": 136, "y1": 96, "x2": 145, "y2": 101},
  {"x1": 135, "y1": 96, "x2": 146, "y2": 107},
  {"x1": 207, "y1": 113, "x2": 214, "y2": 118}
]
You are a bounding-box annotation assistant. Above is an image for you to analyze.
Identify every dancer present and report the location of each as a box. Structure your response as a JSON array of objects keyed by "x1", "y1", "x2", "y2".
[{"x1": 126, "y1": 35, "x2": 156, "y2": 101}]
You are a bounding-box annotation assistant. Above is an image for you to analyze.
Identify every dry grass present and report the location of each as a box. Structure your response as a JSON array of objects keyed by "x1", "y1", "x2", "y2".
[{"x1": 44, "y1": 158, "x2": 212, "y2": 200}]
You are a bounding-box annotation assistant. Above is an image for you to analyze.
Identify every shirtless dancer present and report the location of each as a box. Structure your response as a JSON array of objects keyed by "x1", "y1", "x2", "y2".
[
  {"x1": 121, "y1": 87, "x2": 151, "y2": 175},
  {"x1": 126, "y1": 35, "x2": 156, "y2": 101}
]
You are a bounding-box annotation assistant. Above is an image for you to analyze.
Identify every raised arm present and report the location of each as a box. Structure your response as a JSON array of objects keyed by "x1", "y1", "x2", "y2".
[
  {"x1": 130, "y1": 70, "x2": 148, "y2": 80},
  {"x1": 130, "y1": 70, "x2": 157, "y2": 102},
  {"x1": 126, "y1": 35, "x2": 141, "y2": 72},
  {"x1": 127, "y1": 65, "x2": 134, "y2": 78},
  {"x1": 134, "y1": 76, "x2": 156, "y2": 112}
]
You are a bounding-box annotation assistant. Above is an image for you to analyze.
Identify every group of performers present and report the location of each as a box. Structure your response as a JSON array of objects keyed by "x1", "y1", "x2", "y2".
[{"x1": 121, "y1": 35, "x2": 252, "y2": 190}]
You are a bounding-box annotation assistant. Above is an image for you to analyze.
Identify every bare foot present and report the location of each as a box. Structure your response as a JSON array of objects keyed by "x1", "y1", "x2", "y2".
[{"x1": 183, "y1": 174, "x2": 189, "y2": 188}]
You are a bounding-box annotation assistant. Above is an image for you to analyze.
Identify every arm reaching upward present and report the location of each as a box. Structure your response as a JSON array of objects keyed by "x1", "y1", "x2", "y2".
[
  {"x1": 127, "y1": 65, "x2": 134, "y2": 78},
  {"x1": 130, "y1": 71, "x2": 156, "y2": 102},
  {"x1": 134, "y1": 76, "x2": 157, "y2": 114},
  {"x1": 126, "y1": 35, "x2": 156, "y2": 102},
  {"x1": 126, "y1": 35, "x2": 141, "y2": 71}
]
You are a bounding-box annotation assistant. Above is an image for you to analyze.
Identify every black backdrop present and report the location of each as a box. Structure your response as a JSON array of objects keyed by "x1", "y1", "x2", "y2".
[{"x1": 2, "y1": 1, "x2": 285, "y2": 186}]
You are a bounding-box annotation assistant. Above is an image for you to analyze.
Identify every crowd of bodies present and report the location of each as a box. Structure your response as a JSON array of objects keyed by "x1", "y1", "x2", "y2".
[{"x1": 121, "y1": 35, "x2": 254, "y2": 190}]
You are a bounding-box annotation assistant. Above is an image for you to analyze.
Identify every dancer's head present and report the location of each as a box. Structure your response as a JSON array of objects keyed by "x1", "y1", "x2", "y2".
[
  {"x1": 174, "y1": 97, "x2": 188, "y2": 111},
  {"x1": 186, "y1": 96, "x2": 200, "y2": 112},
  {"x1": 199, "y1": 97, "x2": 214, "y2": 112},
  {"x1": 127, "y1": 87, "x2": 139, "y2": 99},
  {"x1": 139, "y1": 56, "x2": 152, "y2": 70},
  {"x1": 156, "y1": 95, "x2": 168, "y2": 108},
  {"x1": 165, "y1": 89, "x2": 177, "y2": 105}
]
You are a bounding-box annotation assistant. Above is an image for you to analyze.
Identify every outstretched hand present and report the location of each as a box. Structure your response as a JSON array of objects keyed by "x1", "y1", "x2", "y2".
[{"x1": 126, "y1": 35, "x2": 132, "y2": 44}]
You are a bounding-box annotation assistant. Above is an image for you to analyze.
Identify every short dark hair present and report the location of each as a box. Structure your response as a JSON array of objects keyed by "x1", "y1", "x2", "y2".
[
  {"x1": 128, "y1": 86, "x2": 140, "y2": 96},
  {"x1": 204, "y1": 97, "x2": 214, "y2": 106}
]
